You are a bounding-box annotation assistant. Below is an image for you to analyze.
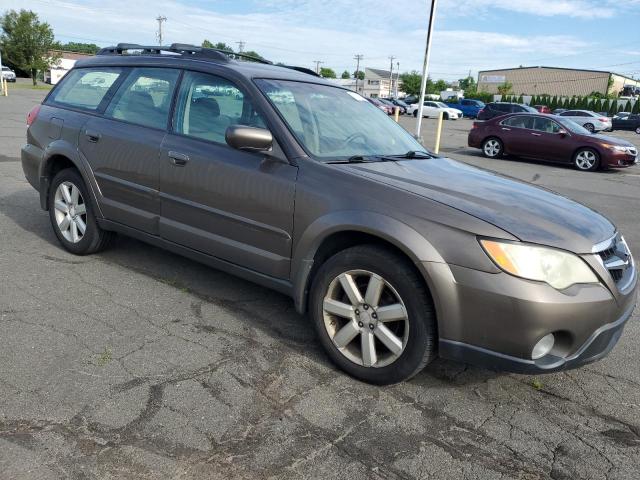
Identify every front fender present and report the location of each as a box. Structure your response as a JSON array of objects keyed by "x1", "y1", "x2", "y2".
[{"x1": 291, "y1": 210, "x2": 445, "y2": 314}]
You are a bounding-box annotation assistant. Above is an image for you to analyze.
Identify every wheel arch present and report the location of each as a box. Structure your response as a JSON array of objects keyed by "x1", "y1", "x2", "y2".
[
  {"x1": 291, "y1": 212, "x2": 444, "y2": 322},
  {"x1": 39, "y1": 142, "x2": 102, "y2": 216}
]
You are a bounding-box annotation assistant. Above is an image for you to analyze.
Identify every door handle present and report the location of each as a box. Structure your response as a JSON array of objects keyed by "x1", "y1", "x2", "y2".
[
  {"x1": 168, "y1": 151, "x2": 189, "y2": 166},
  {"x1": 531, "y1": 133, "x2": 542, "y2": 136},
  {"x1": 85, "y1": 130, "x2": 101, "y2": 142},
  {"x1": 501, "y1": 127, "x2": 511, "y2": 131}
]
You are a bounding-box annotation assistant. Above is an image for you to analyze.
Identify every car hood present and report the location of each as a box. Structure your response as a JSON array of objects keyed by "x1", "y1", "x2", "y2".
[
  {"x1": 589, "y1": 133, "x2": 635, "y2": 147},
  {"x1": 345, "y1": 157, "x2": 614, "y2": 253}
]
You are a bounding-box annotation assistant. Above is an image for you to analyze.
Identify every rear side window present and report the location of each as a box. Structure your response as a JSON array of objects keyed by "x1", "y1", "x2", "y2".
[
  {"x1": 49, "y1": 68, "x2": 122, "y2": 111},
  {"x1": 105, "y1": 68, "x2": 180, "y2": 130}
]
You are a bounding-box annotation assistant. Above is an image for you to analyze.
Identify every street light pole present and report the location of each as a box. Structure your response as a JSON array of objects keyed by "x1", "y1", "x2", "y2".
[{"x1": 415, "y1": 0, "x2": 438, "y2": 139}]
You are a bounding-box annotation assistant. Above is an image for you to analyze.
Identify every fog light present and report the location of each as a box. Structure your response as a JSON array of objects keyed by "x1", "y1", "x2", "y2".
[{"x1": 532, "y1": 334, "x2": 555, "y2": 360}]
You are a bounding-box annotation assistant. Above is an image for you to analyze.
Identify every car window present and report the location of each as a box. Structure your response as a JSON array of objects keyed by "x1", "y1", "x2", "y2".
[
  {"x1": 502, "y1": 116, "x2": 534, "y2": 129},
  {"x1": 49, "y1": 67, "x2": 122, "y2": 111},
  {"x1": 174, "y1": 71, "x2": 267, "y2": 144},
  {"x1": 105, "y1": 68, "x2": 179, "y2": 130},
  {"x1": 495, "y1": 104, "x2": 510, "y2": 112},
  {"x1": 560, "y1": 111, "x2": 574, "y2": 116},
  {"x1": 533, "y1": 117, "x2": 561, "y2": 133}
]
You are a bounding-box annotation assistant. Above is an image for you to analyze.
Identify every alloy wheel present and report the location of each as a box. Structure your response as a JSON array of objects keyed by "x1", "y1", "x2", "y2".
[
  {"x1": 575, "y1": 150, "x2": 597, "y2": 170},
  {"x1": 584, "y1": 123, "x2": 595, "y2": 133},
  {"x1": 53, "y1": 181, "x2": 87, "y2": 243},
  {"x1": 636, "y1": 127, "x2": 640, "y2": 134},
  {"x1": 322, "y1": 270, "x2": 409, "y2": 368},
  {"x1": 483, "y1": 139, "x2": 501, "y2": 157}
]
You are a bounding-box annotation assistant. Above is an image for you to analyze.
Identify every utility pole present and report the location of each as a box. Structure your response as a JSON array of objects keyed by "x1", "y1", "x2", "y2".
[
  {"x1": 415, "y1": 0, "x2": 438, "y2": 138},
  {"x1": 354, "y1": 54, "x2": 363, "y2": 94},
  {"x1": 156, "y1": 15, "x2": 167, "y2": 45},
  {"x1": 395, "y1": 61, "x2": 400, "y2": 98},
  {"x1": 313, "y1": 60, "x2": 324, "y2": 75},
  {"x1": 388, "y1": 56, "x2": 396, "y2": 97},
  {"x1": 236, "y1": 41, "x2": 245, "y2": 53}
]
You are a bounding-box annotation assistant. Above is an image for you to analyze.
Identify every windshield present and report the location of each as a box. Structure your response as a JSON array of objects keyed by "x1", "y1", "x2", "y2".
[
  {"x1": 435, "y1": 102, "x2": 449, "y2": 108},
  {"x1": 557, "y1": 118, "x2": 591, "y2": 135},
  {"x1": 255, "y1": 79, "x2": 425, "y2": 161}
]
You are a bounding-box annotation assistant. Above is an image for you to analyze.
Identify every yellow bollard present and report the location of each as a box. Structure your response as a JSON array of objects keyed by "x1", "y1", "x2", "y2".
[
  {"x1": 394, "y1": 106, "x2": 400, "y2": 122},
  {"x1": 434, "y1": 111, "x2": 444, "y2": 154}
]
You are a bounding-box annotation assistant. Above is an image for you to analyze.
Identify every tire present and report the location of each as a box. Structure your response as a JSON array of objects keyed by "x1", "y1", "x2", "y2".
[
  {"x1": 413, "y1": 110, "x2": 417, "y2": 118},
  {"x1": 309, "y1": 245, "x2": 437, "y2": 385},
  {"x1": 482, "y1": 137, "x2": 503, "y2": 158},
  {"x1": 443, "y1": 112, "x2": 449, "y2": 120},
  {"x1": 635, "y1": 127, "x2": 640, "y2": 135},
  {"x1": 48, "y1": 168, "x2": 114, "y2": 255},
  {"x1": 584, "y1": 123, "x2": 595, "y2": 133},
  {"x1": 573, "y1": 148, "x2": 600, "y2": 172}
]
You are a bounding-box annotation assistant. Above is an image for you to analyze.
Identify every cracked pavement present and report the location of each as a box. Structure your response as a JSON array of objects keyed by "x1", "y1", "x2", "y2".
[{"x1": 1, "y1": 88, "x2": 639, "y2": 479}]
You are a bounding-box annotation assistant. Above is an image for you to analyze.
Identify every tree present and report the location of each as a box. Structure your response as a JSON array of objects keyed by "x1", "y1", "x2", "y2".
[
  {"x1": 601, "y1": 99, "x2": 610, "y2": 114},
  {"x1": 458, "y1": 75, "x2": 476, "y2": 92},
  {"x1": 57, "y1": 41, "x2": 99, "y2": 54},
  {"x1": 202, "y1": 40, "x2": 234, "y2": 52},
  {"x1": 0, "y1": 9, "x2": 59, "y2": 85},
  {"x1": 399, "y1": 71, "x2": 421, "y2": 96},
  {"x1": 433, "y1": 79, "x2": 447, "y2": 93},
  {"x1": 632, "y1": 99, "x2": 640, "y2": 114},
  {"x1": 353, "y1": 70, "x2": 364, "y2": 80},
  {"x1": 341, "y1": 70, "x2": 350, "y2": 79},
  {"x1": 319, "y1": 67, "x2": 336, "y2": 79},
  {"x1": 242, "y1": 50, "x2": 264, "y2": 62},
  {"x1": 608, "y1": 100, "x2": 618, "y2": 116},
  {"x1": 496, "y1": 81, "x2": 513, "y2": 96}
]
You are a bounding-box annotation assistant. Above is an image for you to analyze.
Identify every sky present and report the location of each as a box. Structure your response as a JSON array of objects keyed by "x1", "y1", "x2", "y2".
[{"x1": 2, "y1": 0, "x2": 639, "y2": 81}]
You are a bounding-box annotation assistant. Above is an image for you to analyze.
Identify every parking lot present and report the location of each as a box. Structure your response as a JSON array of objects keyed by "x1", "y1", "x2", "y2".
[{"x1": 1, "y1": 87, "x2": 639, "y2": 479}]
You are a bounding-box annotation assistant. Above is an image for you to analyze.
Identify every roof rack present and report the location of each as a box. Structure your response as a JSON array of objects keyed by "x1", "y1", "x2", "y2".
[{"x1": 96, "y1": 43, "x2": 273, "y2": 65}]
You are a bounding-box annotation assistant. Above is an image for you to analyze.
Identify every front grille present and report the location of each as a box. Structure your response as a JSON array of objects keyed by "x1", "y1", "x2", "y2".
[{"x1": 594, "y1": 234, "x2": 635, "y2": 290}]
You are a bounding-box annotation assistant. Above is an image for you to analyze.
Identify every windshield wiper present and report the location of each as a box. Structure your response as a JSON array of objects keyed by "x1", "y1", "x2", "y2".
[
  {"x1": 384, "y1": 150, "x2": 435, "y2": 159},
  {"x1": 327, "y1": 155, "x2": 385, "y2": 164}
]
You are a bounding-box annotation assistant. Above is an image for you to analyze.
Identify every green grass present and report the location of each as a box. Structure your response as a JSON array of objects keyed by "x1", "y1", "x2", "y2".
[{"x1": 9, "y1": 82, "x2": 53, "y2": 91}]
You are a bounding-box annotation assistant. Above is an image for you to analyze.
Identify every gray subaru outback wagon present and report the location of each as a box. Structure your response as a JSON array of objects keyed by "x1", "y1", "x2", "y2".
[{"x1": 22, "y1": 44, "x2": 637, "y2": 384}]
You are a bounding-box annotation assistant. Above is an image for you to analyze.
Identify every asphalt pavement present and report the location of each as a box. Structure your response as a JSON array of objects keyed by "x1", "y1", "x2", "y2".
[{"x1": 1, "y1": 86, "x2": 639, "y2": 479}]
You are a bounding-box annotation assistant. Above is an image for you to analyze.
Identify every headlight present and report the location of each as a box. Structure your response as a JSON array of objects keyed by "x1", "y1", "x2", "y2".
[
  {"x1": 608, "y1": 145, "x2": 629, "y2": 152},
  {"x1": 480, "y1": 239, "x2": 598, "y2": 290}
]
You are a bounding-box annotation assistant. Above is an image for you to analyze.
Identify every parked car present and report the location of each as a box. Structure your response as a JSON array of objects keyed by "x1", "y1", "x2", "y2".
[
  {"x1": 22, "y1": 43, "x2": 637, "y2": 384},
  {"x1": 408, "y1": 101, "x2": 463, "y2": 120},
  {"x1": 477, "y1": 102, "x2": 538, "y2": 121},
  {"x1": 377, "y1": 98, "x2": 402, "y2": 114},
  {"x1": 613, "y1": 112, "x2": 631, "y2": 121},
  {"x1": 534, "y1": 105, "x2": 551, "y2": 114},
  {"x1": 443, "y1": 98, "x2": 485, "y2": 118},
  {"x1": 612, "y1": 113, "x2": 640, "y2": 134},
  {"x1": 402, "y1": 95, "x2": 418, "y2": 105},
  {"x1": 384, "y1": 98, "x2": 409, "y2": 114},
  {"x1": 366, "y1": 97, "x2": 394, "y2": 115},
  {"x1": 1, "y1": 66, "x2": 16, "y2": 82},
  {"x1": 556, "y1": 110, "x2": 612, "y2": 133},
  {"x1": 468, "y1": 112, "x2": 638, "y2": 171}
]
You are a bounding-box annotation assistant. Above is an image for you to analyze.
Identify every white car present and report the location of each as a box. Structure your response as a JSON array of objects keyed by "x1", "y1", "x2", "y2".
[
  {"x1": 408, "y1": 101, "x2": 463, "y2": 120},
  {"x1": 1, "y1": 66, "x2": 16, "y2": 82},
  {"x1": 556, "y1": 110, "x2": 612, "y2": 133}
]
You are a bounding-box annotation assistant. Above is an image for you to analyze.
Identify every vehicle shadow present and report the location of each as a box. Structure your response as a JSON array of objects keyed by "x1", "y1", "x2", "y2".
[{"x1": 0, "y1": 188, "x2": 501, "y2": 386}]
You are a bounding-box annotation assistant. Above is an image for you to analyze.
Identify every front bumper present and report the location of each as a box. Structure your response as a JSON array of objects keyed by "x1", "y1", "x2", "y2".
[
  {"x1": 602, "y1": 150, "x2": 638, "y2": 168},
  {"x1": 422, "y1": 259, "x2": 637, "y2": 374},
  {"x1": 439, "y1": 302, "x2": 635, "y2": 373}
]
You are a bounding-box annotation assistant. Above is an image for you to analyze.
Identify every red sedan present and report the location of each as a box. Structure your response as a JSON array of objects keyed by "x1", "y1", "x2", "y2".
[{"x1": 468, "y1": 113, "x2": 638, "y2": 171}]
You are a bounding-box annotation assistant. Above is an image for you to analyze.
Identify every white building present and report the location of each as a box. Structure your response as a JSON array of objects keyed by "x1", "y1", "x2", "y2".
[
  {"x1": 45, "y1": 51, "x2": 94, "y2": 84},
  {"x1": 360, "y1": 68, "x2": 402, "y2": 98}
]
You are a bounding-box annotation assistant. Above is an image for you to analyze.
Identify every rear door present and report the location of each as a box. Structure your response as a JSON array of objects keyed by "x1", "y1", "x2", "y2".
[
  {"x1": 158, "y1": 70, "x2": 297, "y2": 279},
  {"x1": 78, "y1": 67, "x2": 180, "y2": 234}
]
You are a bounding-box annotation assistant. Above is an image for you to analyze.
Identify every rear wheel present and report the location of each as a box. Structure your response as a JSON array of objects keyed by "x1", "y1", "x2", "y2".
[
  {"x1": 48, "y1": 168, "x2": 114, "y2": 255},
  {"x1": 635, "y1": 127, "x2": 640, "y2": 134},
  {"x1": 443, "y1": 112, "x2": 449, "y2": 120},
  {"x1": 310, "y1": 245, "x2": 436, "y2": 385},
  {"x1": 584, "y1": 123, "x2": 595, "y2": 133},
  {"x1": 573, "y1": 148, "x2": 600, "y2": 171},
  {"x1": 482, "y1": 137, "x2": 503, "y2": 158}
]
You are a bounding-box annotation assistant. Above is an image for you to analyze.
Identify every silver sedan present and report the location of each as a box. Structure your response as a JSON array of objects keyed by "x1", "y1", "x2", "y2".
[{"x1": 556, "y1": 109, "x2": 612, "y2": 133}]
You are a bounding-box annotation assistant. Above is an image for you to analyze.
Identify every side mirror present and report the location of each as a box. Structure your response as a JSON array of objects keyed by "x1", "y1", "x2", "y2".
[
  {"x1": 558, "y1": 129, "x2": 568, "y2": 137},
  {"x1": 225, "y1": 125, "x2": 273, "y2": 152}
]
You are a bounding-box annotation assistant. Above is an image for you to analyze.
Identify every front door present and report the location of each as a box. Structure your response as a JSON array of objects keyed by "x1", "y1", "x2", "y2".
[
  {"x1": 159, "y1": 70, "x2": 297, "y2": 279},
  {"x1": 530, "y1": 117, "x2": 575, "y2": 163},
  {"x1": 78, "y1": 67, "x2": 180, "y2": 234}
]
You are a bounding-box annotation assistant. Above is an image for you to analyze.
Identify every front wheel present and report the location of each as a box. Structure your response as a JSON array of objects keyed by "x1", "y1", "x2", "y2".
[
  {"x1": 573, "y1": 149, "x2": 600, "y2": 171},
  {"x1": 584, "y1": 123, "x2": 595, "y2": 133},
  {"x1": 482, "y1": 137, "x2": 503, "y2": 158},
  {"x1": 635, "y1": 127, "x2": 640, "y2": 134},
  {"x1": 310, "y1": 245, "x2": 437, "y2": 385},
  {"x1": 48, "y1": 168, "x2": 114, "y2": 255}
]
